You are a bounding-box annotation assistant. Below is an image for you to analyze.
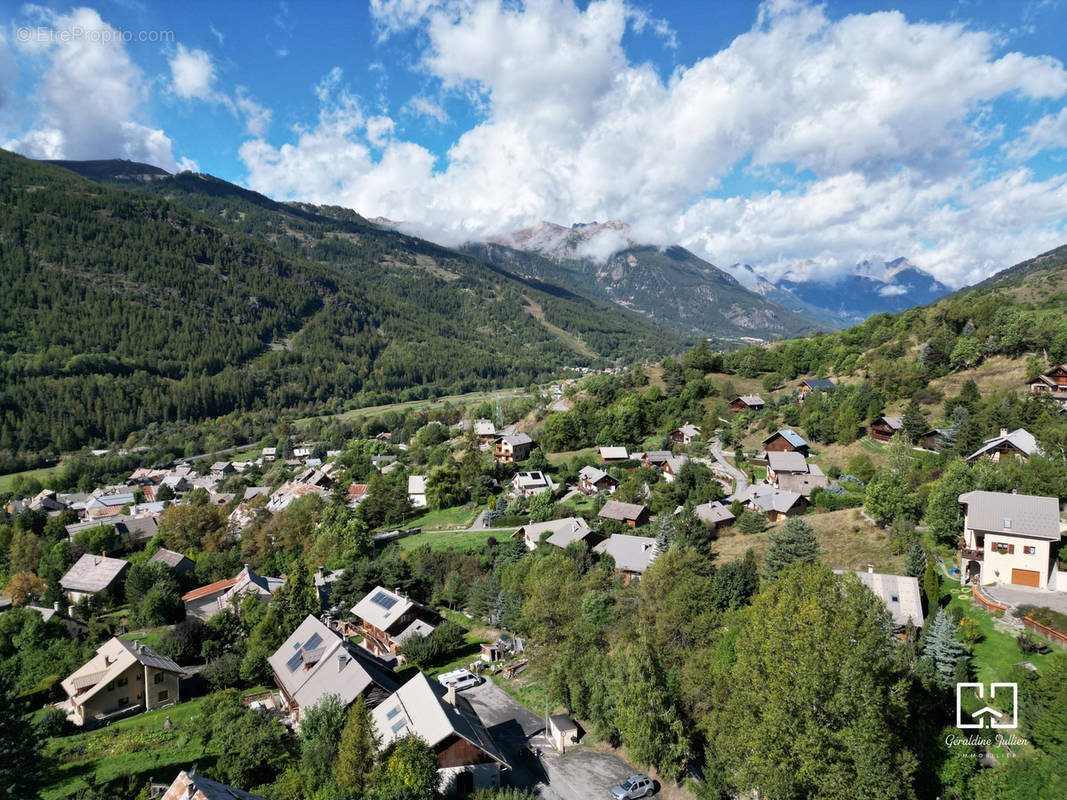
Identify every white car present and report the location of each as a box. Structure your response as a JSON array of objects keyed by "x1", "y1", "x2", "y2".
[{"x1": 438, "y1": 669, "x2": 481, "y2": 691}]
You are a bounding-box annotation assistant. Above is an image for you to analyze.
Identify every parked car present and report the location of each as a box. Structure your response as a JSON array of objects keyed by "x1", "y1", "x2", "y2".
[
  {"x1": 611, "y1": 774, "x2": 654, "y2": 799},
  {"x1": 437, "y1": 668, "x2": 481, "y2": 691}
]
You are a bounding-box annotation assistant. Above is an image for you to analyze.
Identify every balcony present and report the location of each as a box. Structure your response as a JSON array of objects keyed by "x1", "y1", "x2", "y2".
[{"x1": 959, "y1": 546, "x2": 984, "y2": 561}]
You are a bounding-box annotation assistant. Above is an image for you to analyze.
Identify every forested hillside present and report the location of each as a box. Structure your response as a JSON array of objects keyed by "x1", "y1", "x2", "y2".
[{"x1": 0, "y1": 152, "x2": 680, "y2": 470}]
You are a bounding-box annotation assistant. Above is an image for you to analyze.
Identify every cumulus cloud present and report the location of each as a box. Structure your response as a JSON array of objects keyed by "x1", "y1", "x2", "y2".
[
  {"x1": 5, "y1": 7, "x2": 184, "y2": 170},
  {"x1": 1007, "y1": 106, "x2": 1067, "y2": 161},
  {"x1": 240, "y1": 0, "x2": 1067, "y2": 286},
  {"x1": 405, "y1": 95, "x2": 449, "y2": 123},
  {"x1": 235, "y1": 87, "x2": 272, "y2": 137},
  {"x1": 169, "y1": 44, "x2": 216, "y2": 100}
]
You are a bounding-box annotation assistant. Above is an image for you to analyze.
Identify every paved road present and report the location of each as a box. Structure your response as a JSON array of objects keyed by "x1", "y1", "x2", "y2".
[
  {"x1": 709, "y1": 439, "x2": 748, "y2": 500},
  {"x1": 464, "y1": 680, "x2": 647, "y2": 799},
  {"x1": 981, "y1": 584, "x2": 1067, "y2": 616}
]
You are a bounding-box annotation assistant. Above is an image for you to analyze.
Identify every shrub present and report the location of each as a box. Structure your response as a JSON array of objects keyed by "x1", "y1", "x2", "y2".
[
  {"x1": 202, "y1": 653, "x2": 244, "y2": 690},
  {"x1": 736, "y1": 511, "x2": 769, "y2": 535},
  {"x1": 35, "y1": 706, "x2": 71, "y2": 738}
]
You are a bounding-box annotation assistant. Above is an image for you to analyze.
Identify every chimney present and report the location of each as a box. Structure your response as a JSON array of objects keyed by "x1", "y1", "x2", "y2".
[
  {"x1": 337, "y1": 653, "x2": 348, "y2": 672},
  {"x1": 54, "y1": 601, "x2": 61, "y2": 612},
  {"x1": 867, "y1": 564, "x2": 875, "y2": 574},
  {"x1": 446, "y1": 682, "x2": 457, "y2": 706},
  {"x1": 1000, "y1": 428, "x2": 1008, "y2": 438}
]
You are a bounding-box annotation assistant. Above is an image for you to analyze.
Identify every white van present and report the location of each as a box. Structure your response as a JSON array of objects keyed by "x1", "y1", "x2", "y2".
[{"x1": 437, "y1": 668, "x2": 482, "y2": 691}]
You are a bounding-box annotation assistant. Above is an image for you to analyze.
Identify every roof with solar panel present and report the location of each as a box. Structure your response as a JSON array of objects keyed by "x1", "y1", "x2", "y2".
[{"x1": 352, "y1": 586, "x2": 417, "y2": 633}]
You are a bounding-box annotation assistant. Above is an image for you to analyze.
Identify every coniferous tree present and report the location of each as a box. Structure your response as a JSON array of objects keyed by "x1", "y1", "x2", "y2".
[
  {"x1": 905, "y1": 543, "x2": 927, "y2": 578},
  {"x1": 922, "y1": 609, "x2": 967, "y2": 688},
  {"x1": 761, "y1": 517, "x2": 821, "y2": 581},
  {"x1": 336, "y1": 696, "x2": 379, "y2": 795},
  {"x1": 0, "y1": 673, "x2": 44, "y2": 798},
  {"x1": 901, "y1": 398, "x2": 928, "y2": 444}
]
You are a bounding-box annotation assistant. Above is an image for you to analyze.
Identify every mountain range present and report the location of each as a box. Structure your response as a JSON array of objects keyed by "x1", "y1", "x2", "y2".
[{"x1": 477, "y1": 220, "x2": 951, "y2": 332}]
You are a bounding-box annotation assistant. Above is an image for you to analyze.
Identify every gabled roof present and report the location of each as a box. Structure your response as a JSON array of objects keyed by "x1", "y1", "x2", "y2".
[
  {"x1": 162, "y1": 770, "x2": 269, "y2": 800},
  {"x1": 767, "y1": 451, "x2": 810, "y2": 474},
  {"x1": 352, "y1": 586, "x2": 416, "y2": 632},
  {"x1": 598, "y1": 446, "x2": 629, "y2": 460},
  {"x1": 181, "y1": 566, "x2": 281, "y2": 604},
  {"x1": 965, "y1": 428, "x2": 1042, "y2": 462},
  {"x1": 594, "y1": 534, "x2": 659, "y2": 573},
  {"x1": 598, "y1": 500, "x2": 648, "y2": 522},
  {"x1": 516, "y1": 517, "x2": 593, "y2": 548},
  {"x1": 60, "y1": 554, "x2": 129, "y2": 593},
  {"x1": 743, "y1": 486, "x2": 805, "y2": 514},
  {"x1": 62, "y1": 637, "x2": 183, "y2": 705},
  {"x1": 473, "y1": 419, "x2": 497, "y2": 436},
  {"x1": 958, "y1": 491, "x2": 1061, "y2": 541},
  {"x1": 685, "y1": 501, "x2": 735, "y2": 525},
  {"x1": 499, "y1": 433, "x2": 532, "y2": 446},
  {"x1": 836, "y1": 570, "x2": 923, "y2": 628},
  {"x1": 673, "y1": 423, "x2": 701, "y2": 437},
  {"x1": 801, "y1": 378, "x2": 836, "y2": 389},
  {"x1": 243, "y1": 486, "x2": 271, "y2": 500},
  {"x1": 147, "y1": 548, "x2": 192, "y2": 570},
  {"x1": 513, "y1": 470, "x2": 551, "y2": 488},
  {"x1": 578, "y1": 465, "x2": 615, "y2": 485},
  {"x1": 640, "y1": 450, "x2": 672, "y2": 463},
  {"x1": 733, "y1": 394, "x2": 765, "y2": 406},
  {"x1": 86, "y1": 493, "x2": 135, "y2": 508},
  {"x1": 875, "y1": 415, "x2": 903, "y2": 430},
  {"x1": 408, "y1": 475, "x2": 427, "y2": 494},
  {"x1": 371, "y1": 672, "x2": 509, "y2": 768},
  {"x1": 762, "y1": 429, "x2": 808, "y2": 448},
  {"x1": 268, "y1": 615, "x2": 399, "y2": 713}
]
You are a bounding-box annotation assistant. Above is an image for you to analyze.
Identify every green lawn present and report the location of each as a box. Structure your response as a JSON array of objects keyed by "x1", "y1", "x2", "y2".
[
  {"x1": 546, "y1": 447, "x2": 597, "y2": 466},
  {"x1": 942, "y1": 578, "x2": 1064, "y2": 685},
  {"x1": 296, "y1": 387, "x2": 532, "y2": 427},
  {"x1": 396, "y1": 529, "x2": 514, "y2": 552},
  {"x1": 407, "y1": 503, "x2": 487, "y2": 530},
  {"x1": 120, "y1": 626, "x2": 173, "y2": 652},
  {"x1": 0, "y1": 464, "x2": 61, "y2": 494},
  {"x1": 41, "y1": 697, "x2": 211, "y2": 799},
  {"x1": 561, "y1": 493, "x2": 596, "y2": 514}
]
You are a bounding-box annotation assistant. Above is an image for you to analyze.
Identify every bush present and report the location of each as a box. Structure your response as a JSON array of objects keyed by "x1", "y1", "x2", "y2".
[
  {"x1": 1016, "y1": 605, "x2": 1067, "y2": 636},
  {"x1": 1017, "y1": 631, "x2": 1040, "y2": 655},
  {"x1": 35, "y1": 706, "x2": 71, "y2": 738},
  {"x1": 736, "y1": 511, "x2": 768, "y2": 535},
  {"x1": 202, "y1": 653, "x2": 244, "y2": 690}
]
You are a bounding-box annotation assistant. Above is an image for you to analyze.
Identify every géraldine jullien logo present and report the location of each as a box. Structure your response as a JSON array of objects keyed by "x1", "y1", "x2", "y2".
[{"x1": 956, "y1": 682, "x2": 1018, "y2": 729}]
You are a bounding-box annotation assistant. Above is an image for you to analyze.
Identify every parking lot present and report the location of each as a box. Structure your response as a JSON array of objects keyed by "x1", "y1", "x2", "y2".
[{"x1": 464, "y1": 680, "x2": 651, "y2": 799}]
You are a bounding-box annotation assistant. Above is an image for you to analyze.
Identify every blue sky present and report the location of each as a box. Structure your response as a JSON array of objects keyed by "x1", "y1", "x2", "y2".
[{"x1": 3, "y1": 0, "x2": 1067, "y2": 286}]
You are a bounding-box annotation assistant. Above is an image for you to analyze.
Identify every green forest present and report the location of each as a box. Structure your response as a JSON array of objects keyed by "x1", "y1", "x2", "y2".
[{"x1": 0, "y1": 151, "x2": 680, "y2": 472}]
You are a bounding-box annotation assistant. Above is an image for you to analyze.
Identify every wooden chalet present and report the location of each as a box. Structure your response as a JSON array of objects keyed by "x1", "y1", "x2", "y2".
[
  {"x1": 761, "y1": 429, "x2": 809, "y2": 455},
  {"x1": 494, "y1": 434, "x2": 533, "y2": 463},
  {"x1": 1028, "y1": 364, "x2": 1067, "y2": 408},
  {"x1": 598, "y1": 500, "x2": 651, "y2": 528},
  {"x1": 351, "y1": 586, "x2": 438, "y2": 659},
  {"x1": 869, "y1": 415, "x2": 903, "y2": 442},
  {"x1": 730, "y1": 394, "x2": 765, "y2": 412}
]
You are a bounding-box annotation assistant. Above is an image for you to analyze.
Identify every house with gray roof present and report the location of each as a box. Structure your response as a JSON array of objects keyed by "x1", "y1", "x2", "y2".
[
  {"x1": 371, "y1": 672, "x2": 509, "y2": 794},
  {"x1": 58, "y1": 637, "x2": 184, "y2": 726},
  {"x1": 160, "y1": 770, "x2": 269, "y2": 800},
  {"x1": 60, "y1": 554, "x2": 129, "y2": 604},
  {"x1": 670, "y1": 422, "x2": 701, "y2": 444},
  {"x1": 147, "y1": 548, "x2": 195, "y2": 577},
  {"x1": 594, "y1": 534, "x2": 659, "y2": 584},
  {"x1": 268, "y1": 615, "x2": 398, "y2": 727},
  {"x1": 597, "y1": 446, "x2": 630, "y2": 462},
  {"x1": 511, "y1": 470, "x2": 554, "y2": 497},
  {"x1": 741, "y1": 486, "x2": 807, "y2": 521},
  {"x1": 494, "y1": 433, "x2": 533, "y2": 463},
  {"x1": 598, "y1": 500, "x2": 651, "y2": 528},
  {"x1": 352, "y1": 586, "x2": 438, "y2": 660},
  {"x1": 730, "y1": 394, "x2": 765, "y2": 412},
  {"x1": 836, "y1": 568, "x2": 923, "y2": 631},
  {"x1": 680, "y1": 501, "x2": 736, "y2": 528},
  {"x1": 514, "y1": 517, "x2": 599, "y2": 551},
  {"x1": 958, "y1": 490, "x2": 1064, "y2": 589},
  {"x1": 578, "y1": 465, "x2": 618, "y2": 495},
  {"x1": 965, "y1": 428, "x2": 1043, "y2": 464}
]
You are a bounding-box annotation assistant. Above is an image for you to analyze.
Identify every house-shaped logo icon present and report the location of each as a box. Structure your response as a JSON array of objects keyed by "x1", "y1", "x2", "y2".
[{"x1": 956, "y1": 682, "x2": 1018, "y2": 729}]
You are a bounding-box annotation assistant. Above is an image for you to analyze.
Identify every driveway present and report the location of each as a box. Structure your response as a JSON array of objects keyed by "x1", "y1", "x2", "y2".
[
  {"x1": 709, "y1": 439, "x2": 748, "y2": 500},
  {"x1": 464, "y1": 680, "x2": 648, "y2": 799},
  {"x1": 981, "y1": 584, "x2": 1067, "y2": 616}
]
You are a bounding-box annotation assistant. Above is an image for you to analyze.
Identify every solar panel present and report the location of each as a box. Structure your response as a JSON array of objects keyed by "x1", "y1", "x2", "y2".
[
  {"x1": 286, "y1": 652, "x2": 304, "y2": 672},
  {"x1": 371, "y1": 591, "x2": 398, "y2": 610},
  {"x1": 304, "y1": 633, "x2": 323, "y2": 651}
]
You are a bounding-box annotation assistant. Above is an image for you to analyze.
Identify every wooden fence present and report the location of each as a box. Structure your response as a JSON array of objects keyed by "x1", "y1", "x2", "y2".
[{"x1": 1022, "y1": 616, "x2": 1067, "y2": 649}]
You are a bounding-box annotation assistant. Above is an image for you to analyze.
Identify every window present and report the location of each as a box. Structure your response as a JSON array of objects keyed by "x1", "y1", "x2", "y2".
[
  {"x1": 154, "y1": 671, "x2": 165, "y2": 684},
  {"x1": 1024, "y1": 546, "x2": 1036, "y2": 555},
  {"x1": 119, "y1": 697, "x2": 128, "y2": 706},
  {"x1": 157, "y1": 690, "x2": 169, "y2": 702},
  {"x1": 994, "y1": 542, "x2": 1014, "y2": 554},
  {"x1": 115, "y1": 676, "x2": 128, "y2": 687}
]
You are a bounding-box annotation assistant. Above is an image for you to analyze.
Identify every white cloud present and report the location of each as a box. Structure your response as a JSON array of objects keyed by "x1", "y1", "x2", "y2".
[
  {"x1": 0, "y1": 28, "x2": 16, "y2": 111},
  {"x1": 240, "y1": 0, "x2": 1067, "y2": 286},
  {"x1": 5, "y1": 7, "x2": 184, "y2": 170},
  {"x1": 235, "y1": 87, "x2": 272, "y2": 137},
  {"x1": 405, "y1": 95, "x2": 449, "y2": 123},
  {"x1": 1007, "y1": 106, "x2": 1067, "y2": 160},
  {"x1": 169, "y1": 44, "x2": 216, "y2": 100}
]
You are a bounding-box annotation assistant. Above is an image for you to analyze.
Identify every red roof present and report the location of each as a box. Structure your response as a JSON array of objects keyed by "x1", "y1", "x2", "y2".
[
  {"x1": 348, "y1": 483, "x2": 370, "y2": 499},
  {"x1": 181, "y1": 574, "x2": 239, "y2": 602}
]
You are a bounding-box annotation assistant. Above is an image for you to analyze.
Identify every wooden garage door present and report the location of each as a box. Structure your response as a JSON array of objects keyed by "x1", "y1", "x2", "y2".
[{"x1": 1012, "y1": 569, "x2": 1041, "y2": 587}]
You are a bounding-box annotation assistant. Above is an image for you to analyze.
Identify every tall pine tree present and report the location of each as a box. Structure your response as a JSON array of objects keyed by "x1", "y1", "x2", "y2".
[{"x1": 761, "y1": 517, "x2": 821, "y2": 581}]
